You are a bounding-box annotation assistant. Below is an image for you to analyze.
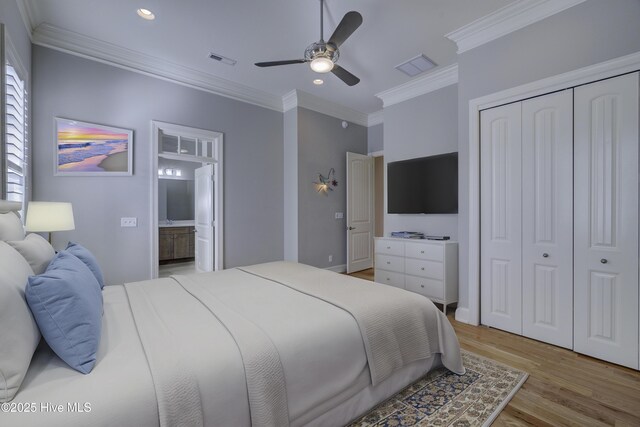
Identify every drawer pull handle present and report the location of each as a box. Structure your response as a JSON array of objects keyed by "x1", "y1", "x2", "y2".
[
  {"x1": 421, "y1": 267, "x2": 425, "y2": 271},
  {"x1": 386, "y1": 261, "x2": 390, "y2": 265},
  {"x1": 386, "y1": 278, "x2": 390, "y2": 281},
  {"x1": 420, "y1": 251, "x2": 425, "y2": 254},
  {"x1": 542, "y1": 253, "x2": 549, "y2": 258},
  {"x1": 601, "y1": 258, "x2": 608, "y2": 264},
  {"x1": 421, "y1": 285, "x2": 425, "y2": 288},
  {"x1": 387, "y1": 246, "x2": 391, "y2": 249}
]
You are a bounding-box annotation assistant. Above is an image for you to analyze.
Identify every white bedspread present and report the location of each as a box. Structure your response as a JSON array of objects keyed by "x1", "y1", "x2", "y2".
[{"x1": 2, "y1": 262, "x2": 464, "y2": 427}]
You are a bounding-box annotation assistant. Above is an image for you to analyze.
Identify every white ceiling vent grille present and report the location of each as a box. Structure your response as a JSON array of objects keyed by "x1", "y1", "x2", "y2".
[
  {"x1": 395, "y1": 54, "x2": 436, "y2": 77},
  {"x1": 208, "y1": 52, "x2": 237, "y2": 66}
]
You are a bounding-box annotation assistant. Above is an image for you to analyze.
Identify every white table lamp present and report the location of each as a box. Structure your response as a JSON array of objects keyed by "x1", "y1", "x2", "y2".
[{"x1": 25, "y1": 202, "x2": 75, "y2": 243}]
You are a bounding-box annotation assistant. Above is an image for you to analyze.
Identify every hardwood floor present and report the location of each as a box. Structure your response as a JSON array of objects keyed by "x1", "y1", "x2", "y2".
[{"x1": 350, "y1": 268, "x2": 640, "y2": 426}]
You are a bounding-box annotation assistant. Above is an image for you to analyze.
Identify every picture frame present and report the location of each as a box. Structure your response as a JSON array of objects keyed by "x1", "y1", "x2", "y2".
[{"x1": 54, "y1": 117, "x2": 133, "y2": 176}]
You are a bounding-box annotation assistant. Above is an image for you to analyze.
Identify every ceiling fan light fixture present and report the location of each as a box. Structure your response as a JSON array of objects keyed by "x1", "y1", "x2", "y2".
[
  {"x1": 310, "y1": 57, "x2": 334, "y2": 73},
  {"x1": 137, "y1": 8, "x2": 155, "y2": 20}
]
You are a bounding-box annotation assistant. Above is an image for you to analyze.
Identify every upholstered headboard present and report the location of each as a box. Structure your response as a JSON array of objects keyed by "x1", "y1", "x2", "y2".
[{"x1": 0, "y1": 200, "x2": 25, "y2": 241}]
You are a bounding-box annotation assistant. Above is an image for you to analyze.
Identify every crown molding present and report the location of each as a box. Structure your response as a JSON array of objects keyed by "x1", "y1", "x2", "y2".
[
  {"x1": 375, "y1": 63, "x2": 458, "y2": 108},
  {"x1": 445, "y1": 0, "x2": 587, "y2": 54},
  {"x1": 282, "y1": 90, "x2": 370, "y2": 127},
  {"x1": 367, "y1": 110, "x2": 383, "y2": 127},
  {"x1": 16, "y1": 0, "x2": 41, "y2": 39},
  {"x1": 32, "y1": 24, "x2": 284, "y2": 112}
]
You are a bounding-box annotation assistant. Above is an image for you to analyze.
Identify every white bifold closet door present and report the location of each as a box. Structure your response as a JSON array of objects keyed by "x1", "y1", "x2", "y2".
[
  {"x1": 480, "y1": 102, "x2": 523, "y2": 334},
  {"x1": 481, "y1": 91, "x2": 574, "y2": 341},
  {"x1": 521, "y1": 90, "x2": 574, "y2": 349},
  {"x1": 574, "y1": 72, "x2": 639, "y2": 369}
]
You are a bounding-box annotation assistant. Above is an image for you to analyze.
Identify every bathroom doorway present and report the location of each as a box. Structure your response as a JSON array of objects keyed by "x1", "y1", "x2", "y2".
[{"x1": 150, "y1": 121, "x2": 223, "y2": 279}]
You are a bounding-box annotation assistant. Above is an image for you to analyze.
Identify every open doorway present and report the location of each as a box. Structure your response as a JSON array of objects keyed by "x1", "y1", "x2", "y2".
[{"x1": 150, "y1": 121, "x2": 223, "y2": 279}]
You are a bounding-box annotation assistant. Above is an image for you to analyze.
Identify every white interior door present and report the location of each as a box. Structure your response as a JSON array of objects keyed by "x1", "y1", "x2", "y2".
[
  {"x1": 195, "y1": 164, "x2": 214, "y2": 273},
  {"x1": 480, "y1": 102, "x2": 523, "y2": 334},
  {"x1": 521, "y1": 90, "x2": 574, "y2": 348},
  {"x1": 346, "y1": 152, "x2": 374, "y2": 274},
  {"x1": 574, "y1": 72, "x2": 639, "y2": 369}
]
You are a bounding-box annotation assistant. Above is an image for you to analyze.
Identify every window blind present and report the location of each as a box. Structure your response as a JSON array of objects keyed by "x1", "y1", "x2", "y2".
[{"x1": 5, "y1": 62, "x2": 27, "y2": 204}]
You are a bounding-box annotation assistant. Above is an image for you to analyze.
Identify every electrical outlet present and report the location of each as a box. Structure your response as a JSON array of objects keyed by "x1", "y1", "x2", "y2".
[
  {"x1": 121, "y1": 217, "x2": 137, "y2": 227},
  {"x1": 328, "y1": 255, "x2": 333, "y2": 262},
  {"x1": 335, "y1": 212, "x2": 344, "y2": 219}
]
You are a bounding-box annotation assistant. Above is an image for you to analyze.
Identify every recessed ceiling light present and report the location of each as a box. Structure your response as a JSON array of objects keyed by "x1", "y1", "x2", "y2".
[
  {"x1": 137, "y1": 8, "x2": 155, "y2": 20},
  {"x1": 313, "y1": 79, "x2": 324, "y2": 85}
]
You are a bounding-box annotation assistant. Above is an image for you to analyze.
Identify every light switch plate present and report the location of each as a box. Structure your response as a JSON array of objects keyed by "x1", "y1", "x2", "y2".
[
  {"x1": 335, "y1": 212, "x2": 344, "y2": 219},
  {"x1": 121, "y1": 217, "x2": 137, "y2": 227}
]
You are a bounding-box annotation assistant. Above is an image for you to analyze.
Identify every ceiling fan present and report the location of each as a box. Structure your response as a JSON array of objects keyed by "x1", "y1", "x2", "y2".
[{"x1": 255, "y1": 0, "x2": 363, "y2": 86}]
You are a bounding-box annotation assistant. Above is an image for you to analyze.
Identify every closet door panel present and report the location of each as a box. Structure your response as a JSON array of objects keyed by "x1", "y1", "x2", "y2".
[
  {"x1": 522, "y1": 90, "x2": 574, "y2": 348},
  {"x1": 480, "y1": 103, "x2": 523, "y2": 334},
  {"x1": 574, "y1": 72, "x2": 639, "y2": 369}
]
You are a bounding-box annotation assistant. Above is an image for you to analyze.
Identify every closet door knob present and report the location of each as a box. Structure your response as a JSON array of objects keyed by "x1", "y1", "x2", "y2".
[
  {"x1": 542, "y1": 253, "x2": 549, "y2": 258},
  {"x1": 601, "y1": 258, "x2": 608, "y2": 264}
]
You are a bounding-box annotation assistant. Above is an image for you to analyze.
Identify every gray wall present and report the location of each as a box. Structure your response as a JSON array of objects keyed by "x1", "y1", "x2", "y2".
[
  {"x1": 297, "y1": 107, "x2": 367, "y2": 269},
  {"x1": 367, "y1": 123, "x2": 384, "y2": 153},
  {"x1": 383, "y1": 84, "x2": 458, "y2": 239},
  {"x1": 0, "y1": 1, "x2": 31, "y2": 73},
  {"x1": 456, "y1": 0, "x2": 640, "y2": 308},
  {"x1": 32, "y1": 46, "x2": 284, "y2": 285},
  {"x1": 283, "y1": 107, "x2": 298, "y2": 261}
]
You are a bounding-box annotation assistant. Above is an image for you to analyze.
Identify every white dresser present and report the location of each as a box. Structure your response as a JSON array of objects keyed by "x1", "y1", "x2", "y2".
[{"x1": 374, "y1": 237, "x2": 458, "y2": 313}]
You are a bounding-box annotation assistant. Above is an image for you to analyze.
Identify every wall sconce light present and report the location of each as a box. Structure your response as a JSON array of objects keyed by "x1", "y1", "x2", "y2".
[
  {"x1": 158, "y1": 168, "x2": 164, "y2": 176},
  {"x1": 313, "y1": 168, "x2": 338, "y2": 195},
  {"x1": 165, "y1": 168, "x2": 174, "y2": 176},
  {"x1": 175, "y1": 169, "x2": 182, "y2": 177}
]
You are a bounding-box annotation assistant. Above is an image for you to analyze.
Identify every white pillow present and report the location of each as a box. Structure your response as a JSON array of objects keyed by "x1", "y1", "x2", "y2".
[
  {"x1": 7, "y1": 234, "x2": 56, "y2": 275},
  {"x1": 0, "y1": 242, "x2": 40, "y2": 402},
  {"x1": 0, "y1": 211, "x2": 25, "y2": 241}
]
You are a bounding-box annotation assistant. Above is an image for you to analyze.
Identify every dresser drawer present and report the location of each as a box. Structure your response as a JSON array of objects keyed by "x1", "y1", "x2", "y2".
[
  {"x1": 404, "y1": 242, "x2": 443, "y2": 262},
  {"x1": 375, "y1": 254, "x2": 404, "y2": 273},
  {"x1": 374, "y1": 270, "x2": 405, "y2": 289},
  {"x1": 405, "y1": 275, "x2": 444, "y2": 300},
  {"x1": 375, "y1": 239, "x2": 404, "y2": 257},
  {"x1": 405, "y1": 258, "x2": 443, "y2": 280}
]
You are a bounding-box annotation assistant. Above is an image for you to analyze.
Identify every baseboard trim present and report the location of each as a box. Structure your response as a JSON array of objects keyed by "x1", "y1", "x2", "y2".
[
  {"x1": 455, "y1": 307, "x2": 471, "y2": 324},
  {"x1": 325, "y1": 264, "x2": 347, "y2": 273}
]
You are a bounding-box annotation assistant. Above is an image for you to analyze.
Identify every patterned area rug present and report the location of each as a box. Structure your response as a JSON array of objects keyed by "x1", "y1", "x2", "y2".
[{"x1": 348, "y1": 350, "x2": 528, "y2": 427}]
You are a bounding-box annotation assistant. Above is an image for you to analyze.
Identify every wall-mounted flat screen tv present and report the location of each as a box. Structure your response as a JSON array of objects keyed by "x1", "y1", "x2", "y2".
[{"x1": 387, "y1": 152, "x2": 458, "y2": 214}]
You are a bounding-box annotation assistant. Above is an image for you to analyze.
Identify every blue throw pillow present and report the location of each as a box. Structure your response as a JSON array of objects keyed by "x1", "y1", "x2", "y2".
[
  {"x1": 25, "y1": 251, "x2": 103, "y2": 374},
  {"x1": 65, "y1": 241, "x2": 105, "y2": 288}
]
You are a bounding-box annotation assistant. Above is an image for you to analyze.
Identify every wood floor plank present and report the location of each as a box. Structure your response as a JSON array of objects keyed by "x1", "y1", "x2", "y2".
[{"x1": 348, "y1": 269, "x2": 640, "y2": 426}]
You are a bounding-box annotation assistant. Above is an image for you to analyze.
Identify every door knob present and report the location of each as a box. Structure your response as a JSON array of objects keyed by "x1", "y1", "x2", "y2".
[
  {"x1": 542, "y1": 253, "x2": 549, "y2": 258},
  {"x1": 601, "y1": 258, "x2": 608, "y2": 264},
  {"x1": 347, "y1": 226, "x2": 355, "y2": 230}
]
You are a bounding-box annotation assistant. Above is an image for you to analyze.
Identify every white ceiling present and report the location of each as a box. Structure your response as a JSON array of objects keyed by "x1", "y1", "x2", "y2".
[{"x1": 23, "y1": 0, "x2": 514, "y2": 114}]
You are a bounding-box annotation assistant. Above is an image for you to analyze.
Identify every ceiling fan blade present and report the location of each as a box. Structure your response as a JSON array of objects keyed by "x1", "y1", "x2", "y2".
[
  {"x1": 255, "y1": 60, "x2": 307, "y2": 67},
  {"x1": 328, "y1": 11, "x2": 363, "y2": 48},
  {"x1": 331, "y1": 65, "x2": 360, "y2": 86}
]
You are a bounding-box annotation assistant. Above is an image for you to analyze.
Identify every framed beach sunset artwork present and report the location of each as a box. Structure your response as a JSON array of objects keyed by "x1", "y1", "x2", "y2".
[{"x1": 55, "y1": 118, "x2": 133, "y2": 176}]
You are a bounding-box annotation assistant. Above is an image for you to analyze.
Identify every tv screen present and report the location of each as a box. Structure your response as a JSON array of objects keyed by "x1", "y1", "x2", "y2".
[{"x1": 387, "y1": 152, "x2": 458, "y2": 214}]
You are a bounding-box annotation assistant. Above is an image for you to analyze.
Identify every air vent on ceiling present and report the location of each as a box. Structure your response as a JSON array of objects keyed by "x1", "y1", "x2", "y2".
[
  {"x1": 395, "y1": 54, "x2": 436, "y2": 77},
  {"x1": 208, "y1": 52, "x2": 237, "y2": 66}
]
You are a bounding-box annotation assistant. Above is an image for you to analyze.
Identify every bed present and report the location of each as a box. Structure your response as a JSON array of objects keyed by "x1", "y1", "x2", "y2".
[{"x1": 0, "y1": 202, "x2": 464, "y2": 427}]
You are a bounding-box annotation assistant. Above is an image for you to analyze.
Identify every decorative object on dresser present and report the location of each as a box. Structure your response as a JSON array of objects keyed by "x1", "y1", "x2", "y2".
[
  {"x1": 159, "y1": 226, "x2": 195, "y2": 263},
  {"x1": 374, "y1": 237, "x2": 458, "y2": 313},
  {"x1": 25, "y1": 201, "x2": 75, "y2": 244},
  {"x1": 390, "y1": 231, "x2": 424, "y2": 239}
]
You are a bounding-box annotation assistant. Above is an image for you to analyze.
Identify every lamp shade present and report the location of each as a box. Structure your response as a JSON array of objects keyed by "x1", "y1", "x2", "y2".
[{"x1": 25, "y1": 202, "x2": 75, "y2": 232}]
